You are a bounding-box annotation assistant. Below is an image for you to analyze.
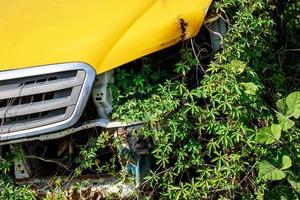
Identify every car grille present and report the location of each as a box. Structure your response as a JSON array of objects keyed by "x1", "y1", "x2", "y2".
[{"x1": 0, "y1": 63, "x2": 95, "y2": 142}]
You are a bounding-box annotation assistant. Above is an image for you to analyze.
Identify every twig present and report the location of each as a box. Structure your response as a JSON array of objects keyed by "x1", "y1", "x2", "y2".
[
  {"x1": 238, "y1": 163, "x2": 257, "y2": 185},
  {"x1": 280, "y1": 48, "x2": 300, "y2": 53},
  {"x1": 217, "y1": 13, "x2": 230, "y2": 25},
  {"x1": 190, "y1": 39, "x2": 205, "y2": 87},
  {"x1": 190, "y1": 39, "x2": 205, "y2": 74},
  {"x1": 204, "y1": 23, "x2": 224, "y2": 49},
  {"x1": 25, "y1": 155, "x2": 71, "y2": 171}
]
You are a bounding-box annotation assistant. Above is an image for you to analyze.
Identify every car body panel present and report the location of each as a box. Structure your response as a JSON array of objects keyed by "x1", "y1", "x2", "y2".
[{"x1": 0, "y1": 0, "x2": 212, "y2": 74}]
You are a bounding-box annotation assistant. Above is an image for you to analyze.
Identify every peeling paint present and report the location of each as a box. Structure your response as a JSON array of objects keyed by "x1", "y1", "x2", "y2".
[{"x1": 179, "y1": 18, "x2": 188, "y2": 41}]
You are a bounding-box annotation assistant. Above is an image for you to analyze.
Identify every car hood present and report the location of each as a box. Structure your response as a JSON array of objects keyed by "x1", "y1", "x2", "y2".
[{"x1": 0, "y1": 0, "x2": 211, "y2": 74}]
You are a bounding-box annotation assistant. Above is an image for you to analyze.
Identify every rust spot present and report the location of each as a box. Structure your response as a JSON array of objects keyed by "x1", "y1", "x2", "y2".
[{"x1": 179, "y1": 18, "x2": 188, "y2": 41}]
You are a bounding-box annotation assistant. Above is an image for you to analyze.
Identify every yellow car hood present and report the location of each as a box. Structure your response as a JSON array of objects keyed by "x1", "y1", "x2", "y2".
[{"x1": 0, "y1": 0, "x2": 211, "y2": 74}]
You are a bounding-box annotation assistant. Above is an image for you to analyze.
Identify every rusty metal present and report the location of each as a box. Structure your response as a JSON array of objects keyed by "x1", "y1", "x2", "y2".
[{"x1": 10, "y1": 145, "x2": 31, "y2": 179}]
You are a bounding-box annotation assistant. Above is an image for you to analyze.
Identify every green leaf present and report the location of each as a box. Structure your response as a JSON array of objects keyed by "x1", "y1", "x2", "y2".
[
  {"x1": 280, "y1": 196, "x2": 288, "y2": 200},
  {"x1": 276, "y1": 112, "x2": 295, "y2": 131},
  {"x1": 224, "y1": 60, "x2": 247, "y2": 74},
  {"x1": 281, "y1": 155, "x2": 292, "y2": 170},
  {"x1": 286, "y1": 91, "x2": 300, "y2": 118},
  {"x1": 255, "y1": 124, "x2": 281, "y2": 144},
  {"x1": 255, "y1": 127, "x2": 272, "y2": 144},
  {"x1": 276, "y1": 98, "x2": 288, "y2": 115},
  {"x1": 271, "y1": 124, "x2": 281, "y2": 138},
  {"x1": 241, "y1": 82, "x2": 259, "y2": 95},
  {"x1": 259, "y1": 160, "x2": 286, "y2": 181},
  {"x1": 287, "y1": 176, "x2": 300, "y2": 193}
]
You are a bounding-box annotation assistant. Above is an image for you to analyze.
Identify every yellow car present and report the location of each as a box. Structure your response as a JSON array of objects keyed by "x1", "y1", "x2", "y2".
[
  {"x1": 0, "y1": 2, "x2": 216, "y2": 195},
  {"x1": 0, "y1": 0, "x2": 211, "y2": 144}
]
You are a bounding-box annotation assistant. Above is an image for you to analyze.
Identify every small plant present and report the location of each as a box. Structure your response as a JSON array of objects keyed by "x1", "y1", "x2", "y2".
[
  {"x1": 74, "y1": 131, "x2": 113, "y2": 176},
  {"x1": 256, "y1": 91, "x2": 300, "y2": 199},
  {"x1": 0, "y1": 179, "x2": 36, "y2": 200}
]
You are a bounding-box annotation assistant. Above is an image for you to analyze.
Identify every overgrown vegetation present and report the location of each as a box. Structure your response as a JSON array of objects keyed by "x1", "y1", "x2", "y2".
[
  {"x1": 0, "y1": 0, "x2": 299, "y2": 199},
  {"x1": 112, "y1": 0, "x2": 300, "y2": 199}
]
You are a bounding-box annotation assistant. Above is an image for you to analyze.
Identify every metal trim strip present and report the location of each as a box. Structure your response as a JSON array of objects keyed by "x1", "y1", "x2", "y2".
[{"x1": 0, "y1": 62, "x2": 96, "y2": 142}]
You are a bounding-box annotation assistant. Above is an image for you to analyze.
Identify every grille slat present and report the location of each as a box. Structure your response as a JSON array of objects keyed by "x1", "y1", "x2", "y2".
[
  {"x1": 0, "y1": 86, "x2": 81, "y2": 119},
  {"x1": 0, "y1": 63, "x2": 95, "y2": 141},
  {"x1": 0, "y1": 71, "x2": 85, "y2": 100},
  {"x1": 0, "y1": 106, "x2": 75, "y2": 134},
  {"x1": 1, "y1": 94, "x2": 69, "y2": 118}
]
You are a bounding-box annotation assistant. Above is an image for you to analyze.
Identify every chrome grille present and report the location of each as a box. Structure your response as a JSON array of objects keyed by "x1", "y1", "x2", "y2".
[{"x1": 0, "y1": 62, "x2": 95, "y2": 142}]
